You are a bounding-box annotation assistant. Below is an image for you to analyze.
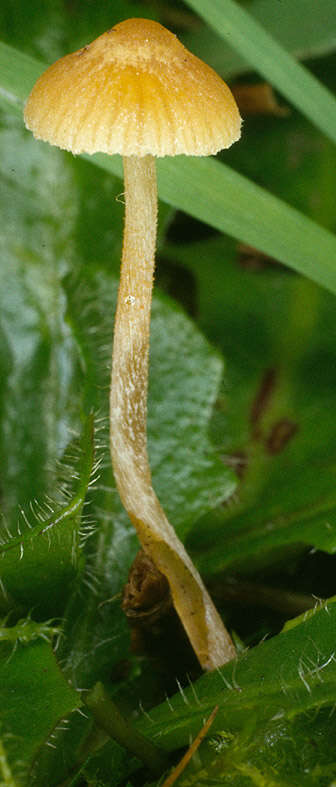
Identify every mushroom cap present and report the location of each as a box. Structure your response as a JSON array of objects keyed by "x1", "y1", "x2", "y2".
[{"x1": 24, "y1": 18, "x2": 241, "y2": 157}]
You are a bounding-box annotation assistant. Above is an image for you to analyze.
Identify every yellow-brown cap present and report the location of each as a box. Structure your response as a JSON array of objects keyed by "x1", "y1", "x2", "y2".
[{"x1": 24, "y1": 18, "x2": 241, "y2": 157}]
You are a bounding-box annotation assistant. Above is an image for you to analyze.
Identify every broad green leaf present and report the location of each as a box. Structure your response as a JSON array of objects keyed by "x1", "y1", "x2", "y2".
[
  {"x1": 0, "y1": 635, "x2": 80, "y2": 785},
  {"x1": 1, "y1": 43, "x2": 336, "y2": 297},
  {"x1": 137, "y1": 598, "x2": 336, "y2": 749},
  {"x1": 166, "y1": 707, "x2": 336, "y2": 786},
  {"x1": 140, "y1": 604, "x2": 336, "y2": 785},
  {"x1": 0, "y1": 109, "x2": 80, "y2": 521},
  {"x1": 183, "y1": 0, "x2": 336, "y2": 145},
  {"x1": 150, "y1": 294, "x2": 236, "y2": 534},
  {"x1": 0, "y1": 415, "x2": 95, "y2": 616}
]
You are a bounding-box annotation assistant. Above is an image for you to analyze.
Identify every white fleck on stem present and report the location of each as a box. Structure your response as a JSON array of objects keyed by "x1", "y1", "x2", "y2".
[{"x1": 110, "y1": 154, "x2": 236, "y2": 670}]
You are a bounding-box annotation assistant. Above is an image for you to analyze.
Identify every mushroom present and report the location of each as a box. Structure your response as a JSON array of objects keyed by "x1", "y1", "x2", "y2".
[{"x1": 24, "y1": 17, "x2": 241, "y2": 670}]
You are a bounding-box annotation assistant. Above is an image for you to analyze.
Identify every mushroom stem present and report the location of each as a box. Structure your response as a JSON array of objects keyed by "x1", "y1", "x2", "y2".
[
  {"x1": 110, "y1": 154, "x2": 236, "y2": 670},
  {"x1": 110, "y1": 154, "x2": 157, "y2": 510}
]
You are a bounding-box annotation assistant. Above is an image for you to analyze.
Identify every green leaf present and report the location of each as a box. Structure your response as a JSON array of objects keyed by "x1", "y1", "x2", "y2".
[
  {"x1": 167, "y1": 708, "x2": 336, "y2": 786},
  {"x1": 150, "y1": 294, "x2": 236, "y2": 534},
  {"x1": 140, "y1": 602, "x2": 336, "y2": 784},
  {"x1": 0, "y1": 415, "x2": 95, "y2": 616},
  {"x1": 183, "y1": 0, "x2": 336, "y2": 145},
  {"x1": 137, "y1": 597, "x2": 336, "y2": 749},
  {"x1": 0, "y1": 635, "x2": 80, "y2": 785},
  {"x1": 0, "y1": 109, "x2": 80, "y2": 521}
]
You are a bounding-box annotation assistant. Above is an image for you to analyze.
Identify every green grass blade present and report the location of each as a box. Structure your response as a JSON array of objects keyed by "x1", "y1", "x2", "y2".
[
  {"x1": 1, "y1": 41, "x2": 336, "y2": 296},
  {"x1": 0, "y1": 40, "x2": 44, "y2": 112},
  {"x1": 184, "y1": 0, "x2": 336, "y2": 145},
  {"x1": 183, "y1": 0, "x2": 336, "y2": 79},
  {"x1": 95, "y1": 154, "x2": 336, "y2": 296}
]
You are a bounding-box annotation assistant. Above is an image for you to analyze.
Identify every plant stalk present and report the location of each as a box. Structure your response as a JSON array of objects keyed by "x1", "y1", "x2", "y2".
[
  {"x1": 84, "y1": 683, "x2": 167, "y2": 775},
  {"x1": 110, "y1": 154, "x2": 236, "y2": 670}
]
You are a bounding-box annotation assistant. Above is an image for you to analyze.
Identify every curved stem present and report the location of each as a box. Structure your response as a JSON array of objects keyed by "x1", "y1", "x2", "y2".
[
  {"x1": 85, "y1": 682, "x2": 167, "y2": 775},
  {"x1": 110, "y1": 154, "x2": 236, "y2": 670}
]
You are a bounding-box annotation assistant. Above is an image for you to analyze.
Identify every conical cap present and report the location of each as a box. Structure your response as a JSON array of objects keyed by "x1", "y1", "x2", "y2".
[{"x1": 24, "y1": 17, "x2": 241, "y2": 157}]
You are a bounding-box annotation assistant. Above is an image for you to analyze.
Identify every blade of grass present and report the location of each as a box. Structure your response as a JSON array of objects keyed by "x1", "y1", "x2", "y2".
[
  {"x1": 160, "y1": 156, "x2": 336, "y2": 291},
  {"x1": 182, "y1": 0, "x2": 336, "y2": 80},
  {"x1": 96, "y1": 153, "x2": 336, "y2": 297},
  {"x1": 0, "y1": 41, "x2": 43, "y2": 113},
  {"x1": 1, "y1": 42, "x2": 336, "y2": 296},
  {"x1": 183, "y1": 0, "x2": 336, "y2": 146}
]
